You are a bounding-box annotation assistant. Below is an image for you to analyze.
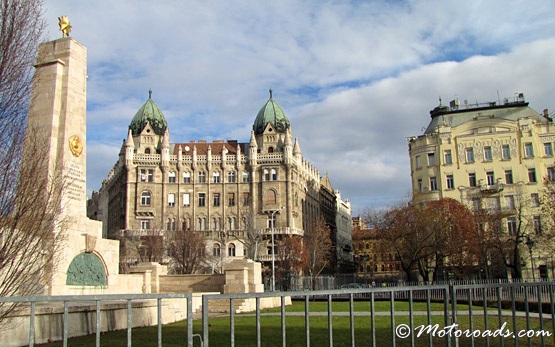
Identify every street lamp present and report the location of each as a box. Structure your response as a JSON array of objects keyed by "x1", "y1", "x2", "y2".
[
  {"x1": 525, "y1": 235, "x2": 536, "y2": 281},
  {"x1": 270, "y1": 207, "x2": 284, "y2": 291}
]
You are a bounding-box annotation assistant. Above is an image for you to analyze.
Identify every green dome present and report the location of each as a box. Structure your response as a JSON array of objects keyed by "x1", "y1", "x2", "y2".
[
  {"x1": 253, "y1": 90, "x2": 290, "y2": 135},
  {"x1": 129, "y1": 91, "x2": 167, "y2": 136}
]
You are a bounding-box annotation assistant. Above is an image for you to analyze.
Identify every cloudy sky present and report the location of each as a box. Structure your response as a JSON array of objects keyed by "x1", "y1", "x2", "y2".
[{"x1": 43, "y1": 0, "x2": 555, "y2": 215}]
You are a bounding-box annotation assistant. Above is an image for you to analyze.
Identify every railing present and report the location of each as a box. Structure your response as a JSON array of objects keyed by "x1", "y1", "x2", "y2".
[
  {"x1": 4, "y1": 282, "x2": 555, "y2": 347},
  {"x1": 1, "y1": 292, "x2": 193, "y2": 347},
  {"x1": 201, "y1": 281, "x2": 555, "y2": 347}
]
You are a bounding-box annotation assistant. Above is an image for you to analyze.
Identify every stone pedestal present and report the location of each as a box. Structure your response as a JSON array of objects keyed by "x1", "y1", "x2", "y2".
[{"x1": 223, "y1": 258, "x2": 264, "y2": 293}]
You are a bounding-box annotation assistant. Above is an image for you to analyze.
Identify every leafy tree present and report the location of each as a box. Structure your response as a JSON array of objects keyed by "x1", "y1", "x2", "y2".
[
  {"x1": 276, "y1": 235, "x2": 306, "y2": 290},
  {"x1": 376, "y1": 199, "x2": 479, "y2": 282}
]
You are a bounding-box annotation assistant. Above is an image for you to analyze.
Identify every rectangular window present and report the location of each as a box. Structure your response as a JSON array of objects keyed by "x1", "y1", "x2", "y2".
[
  {"x1": 444, "y1": 150, "x2": 452, "y2": 165},
  {"x1": 549, "y1": 167, "x2": 555, "y2": 180},
  {"x1": 182, "y1": 193, "x2": 190, "y2": 206},
  {"x1": 198, "y1": 171, "x2": 206, "y2": 183},
  {"x1": 507, "y1": 217, "x2": 517, "y2": 236},
  {"x1": 168, "y1": 193, "x2": 175, "y2": 207},
  {"x1": 505, "y1": 170, "x2": 513, "y2": 184},
  {"x1": 502, "y1": 145, "x2": 511, "y2": 160},
  {"x1": 534, "y1": 216, "x2": 542, "y2": 235},
  {"x1": 140, "y1": 169, "x2": 154, "y2": 182},
  {"x1": 228, "y1": 192, "x2": 235, "y2": 206},
  {"x1": 528, "y1": 168, "x2": 537, "y2": 183},
  {"x1": 427, "y1": 153, "x2": 436, "y2": 166},
  {"x1": 198, "y1": 193, "x2": 206, "y2": 207},
  {"x1": 468, "y1": 173, "x2": 477, "y2": 187},
  {"x1": 531, "y1": 193, "x2": 540, "y2": 207},
  {"x1": 183, "y1": 172, "x2": 191, "y2": 183},
  {"x1": 484, "y1": 147, "x2": 492, "y2": 161},
  {"x1": 446, "y1": 175, "x2": 454, "y2": 189},
  {"x1": 417, "y1": 179, "x2": 423, "y2": 192},
  {"x1": 140, "y1": 220, "x2": 150, "y2": 230},
  {"x1": 466, "y1": 148, "x2": 474, "y2": 163},
  {"x1": 415, "y1": 155, "x2": 421, "y2": 169},
  {"x1": 525, "y1": 143, "x2": 534, "y2": 158},
  {"x1": 545, "y1": 143, "x2": 553, "y2": 156},
  {"x1": 213, "y1": 172, "x2": 220, "y2": 183},
  {"x1": 213, "y1": 193, "x2": 220, "y2": 206},
  {"x1": 505, "y1": 195, "x2": 515, "y2": 210},
  {"x1": 486, "y1": 171, "x2": 495, "y2": 186},
  {"x1": 168, "y1": 172, "x2": 176, "y2": 183},
  {"x1": 472, "y1": 198, "x2": 481, "y2": 211},
  {"x1": 429, "y1": 177, "x2": 437, "y2": 191},
  {"x1": 243, "y1": 192, "x2": 250, "y2": 205},
  {"x1": 227, "y1": 171, "x2": 236, "y2": 183}
]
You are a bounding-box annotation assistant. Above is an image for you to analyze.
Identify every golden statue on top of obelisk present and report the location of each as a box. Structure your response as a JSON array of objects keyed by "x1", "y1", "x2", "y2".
[{"x1": 58, "y1": 16, "x2": 71, "y2": 37}]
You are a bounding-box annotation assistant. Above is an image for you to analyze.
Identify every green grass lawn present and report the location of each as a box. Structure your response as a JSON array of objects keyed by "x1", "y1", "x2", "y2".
[{"x1": 39, "y1": 300, "x2": 554, "y2": 347}]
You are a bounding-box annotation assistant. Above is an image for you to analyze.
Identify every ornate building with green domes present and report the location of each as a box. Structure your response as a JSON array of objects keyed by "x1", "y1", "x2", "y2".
[{"x1": 88, "y1": 90, "x2": 353, "y2": 277}]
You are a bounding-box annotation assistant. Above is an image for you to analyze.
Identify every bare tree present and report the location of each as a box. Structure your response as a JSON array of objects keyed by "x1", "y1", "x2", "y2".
[
  {"x1": 0, "y1": 0, "x2": 45, "y2": 133},
  {"x1": 230, "y1": 211, "x2": 265, "y2": 261},
  {"x1": 0, "y1": 0, "x2": 64, "y2": 329},
  {"x1": 0, "y1": 127, "x2": 67, "y2": 329},
  {"x1": 304, "y1": 217, "x2": 333, "y2": 280},
  {"x1": 119, "y1": 228, "x2": 165, "y2": 272},
  {"x1": 167, "y1": 229, "x2": 207, "y2": 274},
  {"x1": 486, "y1": 187, "x2": 535, "y2": 279}
]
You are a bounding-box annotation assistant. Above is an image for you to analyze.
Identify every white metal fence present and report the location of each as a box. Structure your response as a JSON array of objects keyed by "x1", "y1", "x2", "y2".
[{"x1": 2, "y1": 281, "x2": 555, "y2": 346}]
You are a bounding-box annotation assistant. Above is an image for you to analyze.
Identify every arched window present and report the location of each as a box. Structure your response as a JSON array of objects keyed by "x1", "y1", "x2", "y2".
[
  {"x1": 227, "y1": 171, "x2": 236, "y2": 183},
  {"x1": 144, "y1": 148, "x2": 151, "y2": 154},
  {"x1": 228, "y1": 243, "x2": 236, "y2": 257},
  {"x1": 271, "y1": 169, "x2": 277, "y2": 180},
  {"x1": 213, "y1": 171, "x2": 220, "y2": 183},
  {"x1": 140, "y1": 191, "x2": 151, "y2": 206},
  {"x1": 183, "y1": 172, "x2": 191, "y2": 183},
  {"x1": 213, "y1": 243, "x2": 221, "y2": 257},
  {"x1": 227, "y1": 217, "x2": 236, "y2": 230},
  {"x1": 264, "y1": 169, "x2": 270, "y2": 181},
  {"x1": 264, "y1": 190, "x2": 277, "y2": 205},
  {"x1": 268, "y1": 147, "x2": 274, "y2": 153},
  {"x1": 168, "y1": 172, "x2": 176, "y2": 183}
]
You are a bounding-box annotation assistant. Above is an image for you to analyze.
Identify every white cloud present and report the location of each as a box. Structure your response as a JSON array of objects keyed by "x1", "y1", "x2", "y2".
[{"x1": 42, "y1": 0, "x2": 555, "y2": 212}]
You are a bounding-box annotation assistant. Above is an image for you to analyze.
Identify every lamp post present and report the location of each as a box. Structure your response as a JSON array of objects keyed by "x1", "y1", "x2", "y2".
[
  {"x1": 525, "y1": 235, "x2": 536, "y2": 281},
  {"x1": 270, "y1": 208, "x2": 284, "y2": 292}
]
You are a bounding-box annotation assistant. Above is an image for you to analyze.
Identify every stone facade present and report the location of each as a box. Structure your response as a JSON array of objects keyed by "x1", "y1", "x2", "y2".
[
  {"x1": 408, "y1": 94, "x2": 555, "y2": 279},
  {"x1": 89, "y1": 91, "x2": 353, "y2": 274}
]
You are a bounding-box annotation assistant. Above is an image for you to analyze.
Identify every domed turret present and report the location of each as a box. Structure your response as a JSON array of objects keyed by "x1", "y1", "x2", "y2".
[
  {"x1": 129, "y1": 90, "x2": 168, "y2": 136},
  {"x1": 253, "y1": 89, "x2": 290, "y2": 135}
]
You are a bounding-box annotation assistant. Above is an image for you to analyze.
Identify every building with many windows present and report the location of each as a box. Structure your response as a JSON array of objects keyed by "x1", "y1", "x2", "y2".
[
  {"x1": 407, "y1": 94, "x2": 555, "y2": 279},
  {"x1": 88, "y1": 90, "x2": 352, "y2": 276}
]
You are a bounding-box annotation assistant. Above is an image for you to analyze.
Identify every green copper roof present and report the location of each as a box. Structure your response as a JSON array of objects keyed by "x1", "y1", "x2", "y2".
[
  {"x1": 253, "y1": 90, "x2": 290, "y2": 135},
  {"x1": 129, "y1": 90, "x2": 168, "y2": 136}
]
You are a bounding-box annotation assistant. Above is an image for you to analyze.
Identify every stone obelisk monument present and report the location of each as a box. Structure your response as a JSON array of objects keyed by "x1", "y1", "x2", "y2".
[{"x1": 25, "y1": 26, "x2": 120, "y2": 295}]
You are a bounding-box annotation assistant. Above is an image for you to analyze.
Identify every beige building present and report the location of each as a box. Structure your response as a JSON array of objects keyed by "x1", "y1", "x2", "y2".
[
  {"x1": 88, "y1": 90, "x2": 352, "y2": 275},
  {"x1": 408, "y1": 94, "x2": 555, "y2": 279}
]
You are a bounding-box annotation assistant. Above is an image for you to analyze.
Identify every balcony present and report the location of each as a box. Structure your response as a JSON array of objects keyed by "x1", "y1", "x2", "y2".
[
  {"x1": 258, "y1": 227, "x2": 304, "y2": 237},
  {"x1": 480, "y1": 183, "x2": 503, "y2": 194}
]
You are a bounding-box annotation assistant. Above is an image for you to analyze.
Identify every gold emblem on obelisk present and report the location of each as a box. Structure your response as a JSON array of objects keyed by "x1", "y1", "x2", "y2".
[
  {"x1": 58, "y1": 16, "x2": 71, "y2": 37},
  {"x1": 69, "y1": 135, "x2": 83, "y2": 157}
]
